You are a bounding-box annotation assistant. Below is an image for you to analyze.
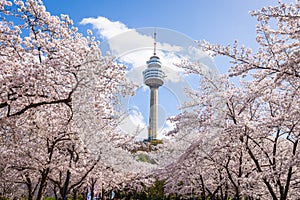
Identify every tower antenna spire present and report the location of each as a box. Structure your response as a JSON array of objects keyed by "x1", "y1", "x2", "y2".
[{"x1": 153, "y1": 31, "x2": 157, "y2": 56}]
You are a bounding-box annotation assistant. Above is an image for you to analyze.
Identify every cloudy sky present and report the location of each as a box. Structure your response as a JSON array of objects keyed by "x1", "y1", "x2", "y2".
[{"x1": 41, "y1": 0, "x2": 292, "y2": 139}]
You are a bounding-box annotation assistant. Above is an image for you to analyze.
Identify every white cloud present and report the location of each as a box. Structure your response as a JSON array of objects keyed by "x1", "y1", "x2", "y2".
[
  {"x1": 80, "y1": 16, "x2": 184, "y2": 74},
  {"x1": 130, "y1": 107, "x2": 147, "y2": 128},
  {"x1": 79, "y1": 16, "x2": 215, "y2": 77},
  {"x1": 118, "y1": 107, "x2": 148, "y2": 139},
  {"x1": 117, "y1": 104, "x2": 176, "y2": 140},
  {"x1": 159, "y1": 119, "x2": 176, "y2": 138},
  {"x1": 80, "y1": 16, "x2": 130, "y2": 38}
]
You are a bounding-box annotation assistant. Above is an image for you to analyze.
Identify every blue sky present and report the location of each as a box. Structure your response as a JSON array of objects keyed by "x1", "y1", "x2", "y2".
[
  {"x1": 42, "y1": 1, "x2": 285, "y2": 46},
  {"x1": 41, "y1": 0, "x2": 293, "y2": 72},
  {"x1": 40, "y1": 0, "x2": 293, "y2": 139}
]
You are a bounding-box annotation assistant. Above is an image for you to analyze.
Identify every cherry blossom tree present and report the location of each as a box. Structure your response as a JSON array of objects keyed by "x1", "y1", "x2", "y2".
[
  {"x1": 0, "y1": 0, "x2": 135, "y2": 199},
  {"x1": 162, "y1": 1, "x2": 300, "y2": 199}
]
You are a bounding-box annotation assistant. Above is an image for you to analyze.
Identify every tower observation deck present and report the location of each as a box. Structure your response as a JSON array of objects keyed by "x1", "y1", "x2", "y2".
[{"x1": 143, "y1": 33, "x2": 165, "y2": 141}]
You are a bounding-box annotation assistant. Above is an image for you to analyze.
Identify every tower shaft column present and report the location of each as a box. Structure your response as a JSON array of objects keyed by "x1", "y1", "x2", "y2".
[{"x1": 149, "y1": 86, "x2": 158, "y2": 140}]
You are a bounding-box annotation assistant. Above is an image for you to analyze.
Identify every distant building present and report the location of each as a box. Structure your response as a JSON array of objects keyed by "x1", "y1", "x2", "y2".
[{"x1": 143, "y1": 33, "x2": 165, "y2": 141}]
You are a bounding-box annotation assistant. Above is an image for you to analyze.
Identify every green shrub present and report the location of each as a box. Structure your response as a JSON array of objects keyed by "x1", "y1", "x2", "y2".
[
  {"x1": 43, "y1": 197, "x2": 56, "y2": 200},
  {"x1": 0, "y1": 196, "x2": 10, "y2": 200}
]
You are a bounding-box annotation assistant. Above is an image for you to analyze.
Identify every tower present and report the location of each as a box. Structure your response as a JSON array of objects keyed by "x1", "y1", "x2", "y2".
[{"x1": 143, "y1": 33, "x2": 165, "y2": 141}]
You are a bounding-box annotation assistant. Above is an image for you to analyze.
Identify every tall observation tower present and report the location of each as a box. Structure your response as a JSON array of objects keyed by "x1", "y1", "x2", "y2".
[{"x1": 143, "y1": 33, "x2": 165, "y2": 141}]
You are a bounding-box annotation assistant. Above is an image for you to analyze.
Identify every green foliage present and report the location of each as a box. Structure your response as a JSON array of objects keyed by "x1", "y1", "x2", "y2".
[
  {"x1": 114, "y1": 179, "x2": 166, "y2": 200},
  {"x1": 75, "y1": 194, "x2": 84, "y2": 200},
  {"x1": 42, "y1": 195, "x2": 84, "y2": 200},
  {"x1": 67, "y1": 195, "x2": 82, "y2": 200},
  {"x1": 43, "y1": 197, "x2": 56, "y2": 200},
  {"x1": 104, "y1": 180, "x2": 239, "y2": 200},
  {"x1": 147, "y1": 179, "x2": 165, "y2": 200},
  {"x1": 136, "y1": 153, "x2": 157, "y2": 164},
  {"x1": 150, "y1": 139, "x2": 163, "y2": 146},
  {"x1": 0, "y1": 196, "x2": 10, "y2": 200}
]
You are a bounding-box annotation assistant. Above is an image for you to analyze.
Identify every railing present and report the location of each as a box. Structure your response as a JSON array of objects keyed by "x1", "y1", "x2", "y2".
[{"x1": 143, "y1": 68, "x2": 165, "y2": 81}]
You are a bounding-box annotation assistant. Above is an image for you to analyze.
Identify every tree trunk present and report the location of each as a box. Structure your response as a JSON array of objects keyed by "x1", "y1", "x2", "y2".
[
  {"x1": 62, "y1": 170, "x2": 71, "y2": 200},
  {"x1": 200, "y1": 175, "x2": 206, "y2": 199},
  {"x1": 36, "y1": 169, "x2": 50, "y2": 200},
  {"x1": 91, "y1": 181, "x2": 95, "y2": 200},
  {"x1": 53, "y1": 185, "x2": 58, "y2": 200},
  {"x1": 101, "y1": 187, "x2": 105, "y2": 200},
  {"x1": 72, "y1": 189, "x2": 77, "y2": 200},
  {"x1": 25, "y1": 174, "x2": 33, "y2": 200}
]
